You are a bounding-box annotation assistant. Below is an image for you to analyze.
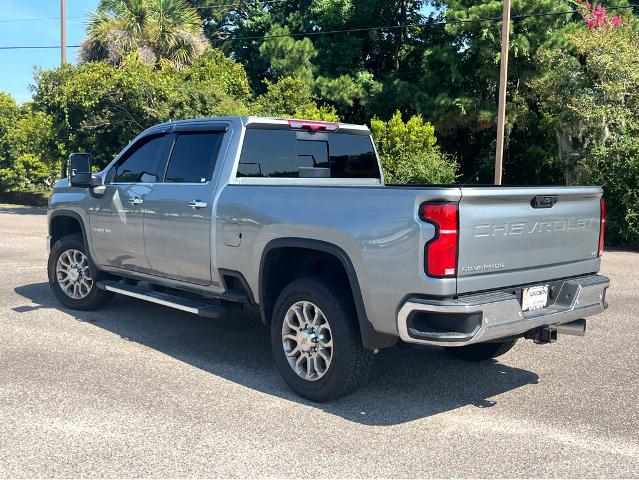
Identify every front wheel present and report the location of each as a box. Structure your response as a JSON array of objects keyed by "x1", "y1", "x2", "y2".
[
  {"x1": 444, "y1": 339, "x2": 518, "y2": 362},
  {"x1": 48, "y1": 234, "x2": 113, "y2": 310},
  {"x1": 271, "y1": 277, "x2": 374, "y2": 402}
]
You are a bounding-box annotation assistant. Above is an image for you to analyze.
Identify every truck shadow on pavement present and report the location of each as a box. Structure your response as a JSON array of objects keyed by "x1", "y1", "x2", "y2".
[{"x1": 15, "y1": 282, "x2": 540, "y2": 426}]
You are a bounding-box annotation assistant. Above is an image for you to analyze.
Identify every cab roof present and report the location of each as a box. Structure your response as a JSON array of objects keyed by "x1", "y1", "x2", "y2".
[{"x1": 150, "y1": 116, "x2": 370, "y2": 135}]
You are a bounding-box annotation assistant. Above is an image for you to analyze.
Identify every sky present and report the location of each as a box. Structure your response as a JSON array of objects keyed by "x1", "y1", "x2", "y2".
[{"x1": 0, "y1": 0, "x2": 99, "y2": 103}]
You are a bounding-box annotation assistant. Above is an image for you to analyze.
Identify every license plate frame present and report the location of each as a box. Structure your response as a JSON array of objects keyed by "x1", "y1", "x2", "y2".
[{"x1": 521, "y1": 284, "x2": 549, "y2": 312}]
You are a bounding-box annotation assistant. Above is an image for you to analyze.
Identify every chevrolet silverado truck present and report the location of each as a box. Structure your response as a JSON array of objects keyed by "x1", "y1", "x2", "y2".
[{"x1": 47, "y1": 116, "x2": 610, "y2": 401}]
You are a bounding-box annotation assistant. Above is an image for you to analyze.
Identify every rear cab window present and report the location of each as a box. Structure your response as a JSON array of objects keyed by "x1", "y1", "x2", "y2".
[{"x1": 236, "y1": 127, "x2": 381, "y2": 181}]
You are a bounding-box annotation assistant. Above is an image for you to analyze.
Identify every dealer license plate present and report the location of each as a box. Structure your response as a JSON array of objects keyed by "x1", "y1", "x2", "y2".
[{"x1": 521, "y1": 285, "x2": 549, "y2": 311}]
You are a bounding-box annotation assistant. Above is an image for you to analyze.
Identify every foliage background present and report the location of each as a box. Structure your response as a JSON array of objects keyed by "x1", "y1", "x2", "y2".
[{"x1": 0, "y1": 0, "x2": 637, "y2": 247}]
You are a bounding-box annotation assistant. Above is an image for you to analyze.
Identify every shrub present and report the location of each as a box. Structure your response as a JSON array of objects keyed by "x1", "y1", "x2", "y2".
[
  {"x1": 32, "y1": 50, "x2": 253, "y2": 170},
  {"x1": 581, "y1": 134, "x2": 639, "y2": 248},
  {"x1": 0, "y1": 96, "x2": 60, "y2": 192},
  {"x1": 370, "y1": 111, "x2": 458, "y2": 184},
  {"x1": 254, "y1": 77, "x2": 338, "y2": 121}
]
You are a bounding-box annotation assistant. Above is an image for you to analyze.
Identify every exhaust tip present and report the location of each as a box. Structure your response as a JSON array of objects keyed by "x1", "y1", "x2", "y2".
[{"x1": 556, "y1": 319, "x2": 587, "y2": 337}]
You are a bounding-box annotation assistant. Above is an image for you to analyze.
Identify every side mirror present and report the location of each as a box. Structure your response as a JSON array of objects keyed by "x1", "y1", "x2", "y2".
[{"x1": 68, "y1": 153, "x2": 92, "y2": 188}]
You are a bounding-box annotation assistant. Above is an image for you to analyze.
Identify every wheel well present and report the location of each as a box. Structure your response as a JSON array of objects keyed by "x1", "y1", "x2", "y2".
[
  {"x1": 260, "y1": 247, "x2": 352, "y2": 326},
  {"x1": 50, "y1": 215, "x2": 83, "y2": 246}
]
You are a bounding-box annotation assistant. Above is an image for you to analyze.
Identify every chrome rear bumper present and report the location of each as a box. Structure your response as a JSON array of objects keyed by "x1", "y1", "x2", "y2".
[{"x1": 397, "y1": 275, "x2": 609, "y2": 346}]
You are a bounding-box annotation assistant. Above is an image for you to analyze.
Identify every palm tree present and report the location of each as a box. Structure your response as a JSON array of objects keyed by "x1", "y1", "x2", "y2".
[{"x1": 80, "y1": 0, "x2": 209, "y2": 68}]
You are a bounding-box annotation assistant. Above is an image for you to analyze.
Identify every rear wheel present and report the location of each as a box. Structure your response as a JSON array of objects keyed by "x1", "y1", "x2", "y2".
[
  {"x1": 444, "y1": 339, "x2": 518, "y2": 362},
  {"x1": 271, "y1": 277, "x2": 374, "y2": 402},
  {"x1": 48, "y1": 234, "x2": 113, "y2": 310}
]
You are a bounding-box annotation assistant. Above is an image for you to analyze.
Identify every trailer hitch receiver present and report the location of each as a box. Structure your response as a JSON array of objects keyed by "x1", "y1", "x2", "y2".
[{"x1": 525, "y1": 325, "x2": 558, "y2": 344}]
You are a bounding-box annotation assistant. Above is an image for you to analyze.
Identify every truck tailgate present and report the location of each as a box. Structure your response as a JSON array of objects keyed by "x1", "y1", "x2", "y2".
[{"x1": 456, "y1": 187, "x2": 603, "y2": 294}]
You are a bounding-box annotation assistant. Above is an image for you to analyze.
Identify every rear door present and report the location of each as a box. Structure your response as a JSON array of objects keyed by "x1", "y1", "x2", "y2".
[
  {"x1": 142, "y1": 125, "x2": 226, "y2": 285},
  {"x1": 456, "y1": 186, "x2": 603, "y2": 294}
]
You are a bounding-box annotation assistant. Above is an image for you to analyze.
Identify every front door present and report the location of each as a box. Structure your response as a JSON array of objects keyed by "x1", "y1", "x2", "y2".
[
  {"x1": 142, "y1": 130, "x2": 225, "y2": 285},
  {"x1": 89, "y1": 134, "x2": 168, "y2": 273}
]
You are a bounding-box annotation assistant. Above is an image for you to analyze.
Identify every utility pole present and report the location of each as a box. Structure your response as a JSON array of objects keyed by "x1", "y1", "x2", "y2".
[
  {"x1": 59, "y1": 0, "x2": 68, "y2": 180},
  {"x1": 494, "y1": 0, "x2": 511, "y2": 185},
  {"x1": 60, "y1": 0, "x2": 67, "y2": 65}
]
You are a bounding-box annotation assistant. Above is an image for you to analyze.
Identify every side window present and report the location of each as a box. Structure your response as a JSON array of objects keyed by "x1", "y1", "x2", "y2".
[
  {"x1": 113, "y1": 135, "x2": 166, "y2": 183},
  {"x1": 237, "y1": 129, "x2": 380, "y2": 179},
  {"x1": 164, "y1": 132, "x2": 224, "y2": 183}
]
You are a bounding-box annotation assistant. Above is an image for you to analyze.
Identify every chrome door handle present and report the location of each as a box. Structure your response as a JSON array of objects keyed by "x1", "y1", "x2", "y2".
[
  {"x1": 188, "y1": 200, "x2": 208, "y2": 209},
  {"x1": 128, "y1": 196, "x2": 143, "y2": 205}
]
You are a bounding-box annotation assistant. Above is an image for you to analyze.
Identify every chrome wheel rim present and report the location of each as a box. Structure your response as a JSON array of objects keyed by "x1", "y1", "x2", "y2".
[
  {"x1": 282, "y1": 301, "x2": 333, "y2": 382},
  {"x1": 56, "y1": 249, "x2": 93, "y2": 300}
]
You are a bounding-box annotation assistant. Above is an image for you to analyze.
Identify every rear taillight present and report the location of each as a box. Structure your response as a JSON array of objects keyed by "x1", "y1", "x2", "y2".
[
  {"x1": 419, "y1": 202, "x2": 459, "y2": 278},
  {"x1": 288, "y1": 119, "x2": 339, "y2": 132},
  {"x1": 598, "y1": 197, "x2": 605, "y2": 257}
]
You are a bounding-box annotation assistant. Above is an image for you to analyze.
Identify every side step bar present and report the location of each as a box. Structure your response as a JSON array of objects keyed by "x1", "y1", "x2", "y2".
[{"x1": 97, "y1": 280, "x2": 227, "y2": 319}]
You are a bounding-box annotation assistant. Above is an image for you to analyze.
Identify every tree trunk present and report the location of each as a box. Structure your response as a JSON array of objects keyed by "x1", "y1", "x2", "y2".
[{"x1": 394, "y1": 0, "x2": 407, "y2": 72}]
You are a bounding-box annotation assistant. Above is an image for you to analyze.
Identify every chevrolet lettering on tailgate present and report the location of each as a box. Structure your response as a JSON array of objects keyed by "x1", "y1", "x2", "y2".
[{"x1": 473, "y1": 217, "x2": 596, "y2": 238}]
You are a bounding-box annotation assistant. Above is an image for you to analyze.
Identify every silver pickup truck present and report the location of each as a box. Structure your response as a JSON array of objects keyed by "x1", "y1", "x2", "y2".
[{"x1": 47, "y1": 116, "x2": 609, "y2": 401}]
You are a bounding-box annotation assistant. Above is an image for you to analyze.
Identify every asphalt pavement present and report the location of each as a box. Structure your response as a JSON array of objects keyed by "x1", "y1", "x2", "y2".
[{"x1": 0, "y1": 205, "x2": 638, "y2": 478}]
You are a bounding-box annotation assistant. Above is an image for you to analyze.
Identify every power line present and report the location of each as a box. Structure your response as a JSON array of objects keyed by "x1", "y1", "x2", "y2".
[
  {"x1": 225, "y1": 4, "x2": 638, "y2": 41},
  {"x1": 0, "y1": 45, "x2": 80, "y2": 50},
  {"x1": 0, "y1": 0, "x2": 283, "y2": 22},
  {"x1": 0, "y1": 16, "x2": 83, "y2": 23},
  {"x1": 192, "y1": 0, "x2": 289, "y2": 10},
  {"x1": 0, "y1": 0, "x2": 286, "y2": 25},
  {"x1": 0, "y1": 4, "x2": 635, "y2": 50}
]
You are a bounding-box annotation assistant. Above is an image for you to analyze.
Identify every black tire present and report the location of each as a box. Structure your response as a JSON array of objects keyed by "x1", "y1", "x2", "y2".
[
  {"x1": 270, "y1": 277, "x2": 374, "y2": 402},
  {"x1": 444, "y1": 339, "x2": 518, "y2": 362},
  {"x1": 48, "y1": 234, "x2": 113, "y2": 310}
]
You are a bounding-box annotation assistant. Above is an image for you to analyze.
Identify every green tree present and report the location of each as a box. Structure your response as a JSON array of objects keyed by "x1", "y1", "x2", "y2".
[
  {"x1": 259, "y1": 24, "x2": 317, "y2": 82},
  {"x1": 254, "y1": 77, "x2": 338, "y2": 121},
  {"x1": 532, "y1": 21, "x2": 639, "y2": 182},
  {"x1": 0, "y1": 95, "x2": 60, "y2": 192},
  {"x1": 8, "y1": 106, "x2": 61, "y2": 190},
  {"x1": 397, "y1": 0, "x2": 577, "y2": 182},
  {"x1": 584, "y1": 135, "x2": 639, "y2": 247},
  {"x1": 186, "y1": 0, "x2": 639, "y2": 192},
  {"x1": 166, "y1": 49, "x2": 252, "y2": 119},
  {"x1": 314, "y1": 71, "x2": 382, "y2": 122},
  {"x1": 531, "y1": 17, "x2": 639, "y2": 246},
  {"x1": 192, "y1": 0, "x2": 426, "y2": 120},
  {"x1": 33, "y1": 51, "x2": 252, "y2": 169},
  {"x1": 33, "y1": 61, "x2": 172, "y2": 169},
  {"x1": 0, "y1": 94, "x2": 22, "y2": 191},
  {"x1": 370, "y1": 111, "x2": 458, "y2": 184},
  {"x1": 32, "y1": 49, "x2": 335, "y2": 176},
  {"x1": 0, "y1": 94, "x2": 19, "y2": 161},
  {"x1": 80, "y1": 0, "x2": 209, "y2": 68}
]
